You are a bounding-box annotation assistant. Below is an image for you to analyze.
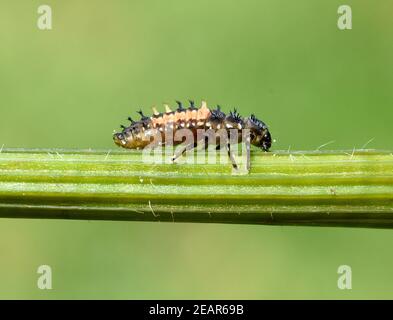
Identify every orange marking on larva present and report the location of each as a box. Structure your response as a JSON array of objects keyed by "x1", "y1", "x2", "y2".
[
  {"x1": 185, "y1": 110, "x2": 193, "y2": 122},
  {"x1": 191, "y1": 109, "x2": 197, "y2": 120},
  {"x1": 176, "y1": 111, "x2": 186, "y2": 121},
  {"x1": 153, "y1": 117, "x2": 163, "y2": 126},
  {"x1": 197, "y1": 108, "x2": 211, "y2": 121},
  {"x1": 166, "y1": 113, "x2": 174, "y2": 123}
]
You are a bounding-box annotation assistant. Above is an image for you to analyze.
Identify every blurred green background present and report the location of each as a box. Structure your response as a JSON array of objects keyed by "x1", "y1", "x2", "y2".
[{"x1": 0, "y1": 0, "x2": 392, "y2": 299}]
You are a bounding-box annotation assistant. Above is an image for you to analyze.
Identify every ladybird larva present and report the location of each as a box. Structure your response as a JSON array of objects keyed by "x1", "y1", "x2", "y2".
[{"x1": 113, "y1": 100, "x2": 272, "y2": 170}]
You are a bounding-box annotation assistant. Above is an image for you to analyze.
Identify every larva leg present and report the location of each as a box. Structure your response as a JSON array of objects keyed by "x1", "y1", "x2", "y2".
[
  {"x1": 245, "y1": 136, "x2": 251, "y2": 171},
  {"x1": 226, "y1": 143, "x2": 238, "y2": 170},
  {"x1": 171, "y1": 142, "x2": 198, "y2": 162}
]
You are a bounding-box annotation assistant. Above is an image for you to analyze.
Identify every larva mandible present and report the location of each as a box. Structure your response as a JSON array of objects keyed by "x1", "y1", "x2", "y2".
[{"x1": 113, "y1": 100, "x2": 272, "y2": 170}]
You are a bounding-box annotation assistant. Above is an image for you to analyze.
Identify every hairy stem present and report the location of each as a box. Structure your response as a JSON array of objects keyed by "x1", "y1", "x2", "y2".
[{"x1": 0, "y1": 148, "x2": 392, "y2": 228}]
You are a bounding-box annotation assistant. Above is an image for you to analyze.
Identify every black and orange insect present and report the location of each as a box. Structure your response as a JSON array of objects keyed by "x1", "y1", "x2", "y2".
[{"x1": 113, "y1": 100, "x2": 272, "y2": 170}]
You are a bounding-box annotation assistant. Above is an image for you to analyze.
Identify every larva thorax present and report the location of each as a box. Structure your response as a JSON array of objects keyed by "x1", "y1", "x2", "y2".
[{"x1": 113, "y1": 100, "x2": 272, "y2": 152}]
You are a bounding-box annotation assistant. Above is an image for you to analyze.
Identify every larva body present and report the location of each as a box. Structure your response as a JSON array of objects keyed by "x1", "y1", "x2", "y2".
[{"x1": 113, "y1": 100, "x2": 272, "y2": 170}]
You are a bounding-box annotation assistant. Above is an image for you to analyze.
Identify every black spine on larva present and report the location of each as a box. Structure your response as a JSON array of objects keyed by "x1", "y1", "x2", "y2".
[
  {"x1": 188, "y1": 100, "x2": 197, "y2": 110},
  {"x1": 250, "y1": 114, "x2": 267, "y2": 129},
  {"x1": 120, "y1": 109, "x2": 152, "y2": 135},
  {"x1": 226, "y1": 108, "x2": 243, "y2": 124},
  {"x1": 176, "y1": 100, "x2": 185, "y2": 112},
  {"x1": 209, "y1": 105, "x2": 226, "y2": 122},
  {"x1": 137, "y1": 109, "x2": 151, "y2": 127}
]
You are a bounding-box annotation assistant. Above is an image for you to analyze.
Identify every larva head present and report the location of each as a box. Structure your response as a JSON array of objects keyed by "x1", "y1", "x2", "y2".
[
  {"x1": 113, "y1": 129, "x2": 127, "y2": 147},
  {"x1": 113, "y1": 127, "x2": 138, "y2": 148},
  {"x1": 113, "y1": 114, "x2": 150, "y2": 149},
  {"x1": 244, "y1": 114, "x2": 272, "y2": 151}
]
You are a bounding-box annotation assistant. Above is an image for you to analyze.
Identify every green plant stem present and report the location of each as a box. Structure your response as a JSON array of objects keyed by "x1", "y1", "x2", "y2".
[{"x1": 0, "y1": 148, "x2": 392, "y2": 228}]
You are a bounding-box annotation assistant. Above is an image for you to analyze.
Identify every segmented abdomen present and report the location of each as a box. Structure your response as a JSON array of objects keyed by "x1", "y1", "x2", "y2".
[{"x1": 113, "y1": 100, "x2": 257, "y2": 150}]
